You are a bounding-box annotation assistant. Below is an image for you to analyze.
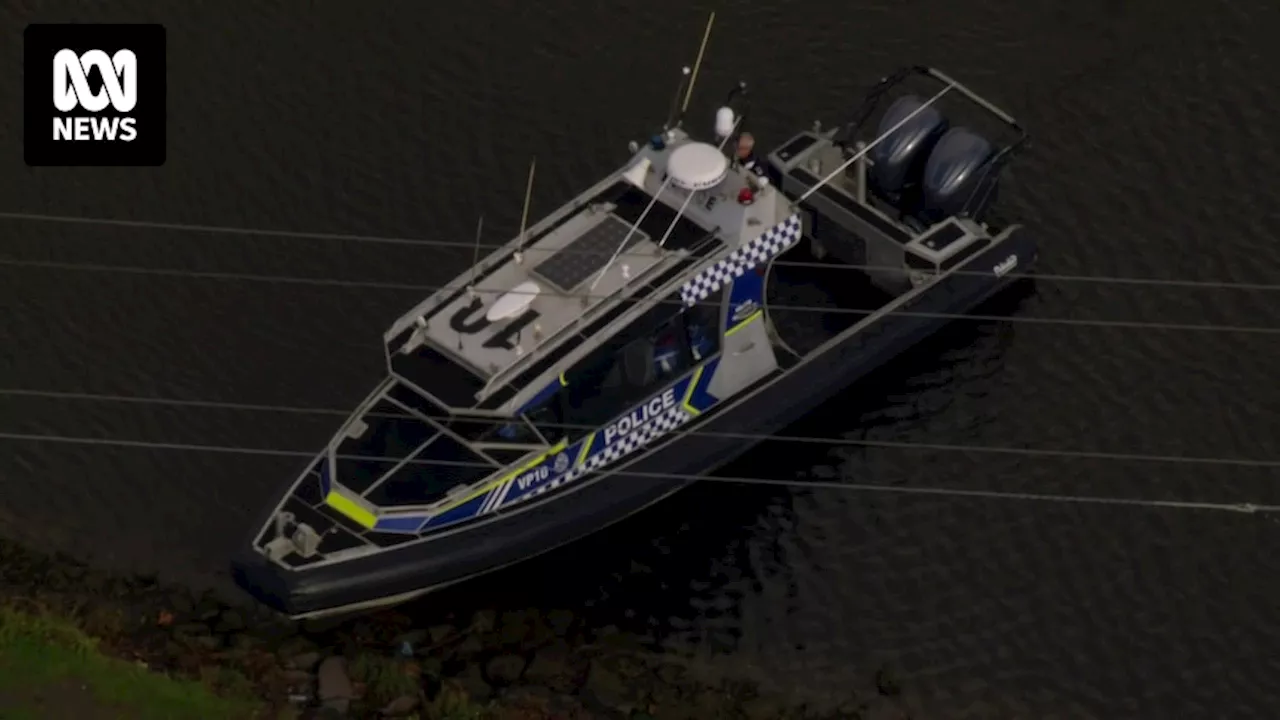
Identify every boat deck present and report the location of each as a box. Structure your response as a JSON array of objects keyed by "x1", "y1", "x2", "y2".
[
  {"x1": 385, "y1": 128, "x2": 794, "y2": 412},
  {"x1": 766, "y1": 237, "x2": 895, "y2": 357},
  {"x1": 420, "y1": 187, "x2": 679, "y2": 377}
]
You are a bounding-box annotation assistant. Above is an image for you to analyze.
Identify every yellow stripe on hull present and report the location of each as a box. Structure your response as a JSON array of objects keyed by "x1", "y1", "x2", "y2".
[
  {"x1": 576, "y1": 433, "x2": 595, "y2": 466},
  {"x1": 725, "y1": 309, "x2": 763, "y2": 338},
  {"x1": 324, "y1": 490, "x2": 376, "y2": 529},
  {"x1": 681, "y1": 366, "x2": 705, "y2": 416},
  {"x1": 449, "y1": 439, "x2": 569, "y2": 511}
]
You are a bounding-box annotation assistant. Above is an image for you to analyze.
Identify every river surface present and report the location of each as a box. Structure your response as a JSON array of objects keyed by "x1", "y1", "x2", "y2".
[{"x1": 3, "y1": 1, "x2": 1280, "y2": 717}]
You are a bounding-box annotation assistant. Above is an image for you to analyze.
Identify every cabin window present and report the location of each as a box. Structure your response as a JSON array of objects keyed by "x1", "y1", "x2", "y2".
[
  {"x1": 474, "y1": 416, "x2": 546, "y2": 446},
  {"x1": 683, "y1": 286, "x2": 723, "y2": 361},
  {"x1": 329, "y1": 383, "x2": 499, "y2": 508},
  {"x1": 561, "y1": 319, "x2": 691, "y2": 428},
  {"x1": 363, "y1": 431, "x2": 494, "y2": 508},
  {"x1": 517, "y1": 289, "x2": 724, "y2": 443},
  {"x1": 525, "y1": 394, "x2": 567, "y2": 444},
  {"x1": 541, "y1": 307, "x2": 689, "y2": 433},
  {"x1": 332, "y1": 398, "x2": 435, "y2": 495},
  {"x1": 386, "y1": 380, "x2": 544, "y2": 447}
]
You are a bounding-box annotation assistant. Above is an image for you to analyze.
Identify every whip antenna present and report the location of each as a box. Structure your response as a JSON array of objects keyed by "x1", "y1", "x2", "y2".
[
  {"x1": 466, "y1": 215, "x2": 484, "y2": 299},
  {"x1": 676, "y1": 11, "x2": 716, "y2": 127},
  {"x1": 664, "y1": 66, "x2": 693, "y2": 130},
  {"x1": 514, "y1": 158, "x2": 537, "y2": 264}
]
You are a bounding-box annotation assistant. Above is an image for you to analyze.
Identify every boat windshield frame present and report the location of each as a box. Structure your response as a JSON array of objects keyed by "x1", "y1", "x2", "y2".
[
  {"x1": 319, "y1": 377, "x2": 554, "y2": 514},
  {"x1": 385, "y1": 376, "x2": 552, "y2": 450}
]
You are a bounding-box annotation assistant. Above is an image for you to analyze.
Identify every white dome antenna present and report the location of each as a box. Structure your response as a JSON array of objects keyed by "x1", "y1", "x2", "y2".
[
  {"x1": 715, "y1": 107, "x2": 736, "y2": 139},
  {"x1": 717, "y1": 80, "x2": 749, "y2": 141},
  {"x1": 486, "y1": 280, "x2": 541, "y2": 322},
  {"x1": 666, "y1": 142, "x2": 729, "y2": 191}
]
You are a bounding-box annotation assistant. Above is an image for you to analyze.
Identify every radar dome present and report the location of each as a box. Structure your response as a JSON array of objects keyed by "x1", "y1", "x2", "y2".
[
  {"x1": 714, "y1": 107, "x2": 736, "y2": 139},
  {"x1": 666, "y1": 142, "x2": 728, "y2": 191}
]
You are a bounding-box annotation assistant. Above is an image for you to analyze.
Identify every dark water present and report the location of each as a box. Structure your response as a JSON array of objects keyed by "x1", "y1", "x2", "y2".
[{"x1": 4, "y1": 0, "x2": 1280, "y2": 716}]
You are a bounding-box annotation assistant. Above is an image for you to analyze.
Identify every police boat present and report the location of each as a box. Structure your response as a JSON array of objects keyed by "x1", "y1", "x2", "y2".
[{"x1": 232, "y1": 63, "x2": 1033, "y2": 619}]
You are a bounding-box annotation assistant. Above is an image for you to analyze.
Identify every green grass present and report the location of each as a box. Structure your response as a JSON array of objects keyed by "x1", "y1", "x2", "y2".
[
  {"x1": 349, "y1": 651, "x2": 421, "y2": 706},
  {"x1": 0, "y1": 605, "x2": 266, "y2": 719}
]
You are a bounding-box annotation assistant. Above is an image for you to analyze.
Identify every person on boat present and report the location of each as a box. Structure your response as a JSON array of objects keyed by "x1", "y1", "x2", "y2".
[{"x1": 735, "y1": 132, "x2": 766, "y2": 177}]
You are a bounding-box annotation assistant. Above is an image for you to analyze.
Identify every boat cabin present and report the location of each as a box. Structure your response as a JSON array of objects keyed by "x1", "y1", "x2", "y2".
[{"x1": 376, "y1": 127, "x2": 789, "y2": 439}]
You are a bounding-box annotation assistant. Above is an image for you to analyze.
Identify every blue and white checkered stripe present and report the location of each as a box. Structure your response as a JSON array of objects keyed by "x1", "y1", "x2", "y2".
[
  {"x1": 679, "y1": 213, "x2": 802, "y2": 306},
  {"x1": 524, "y1": 406, "x2": 692, "y2": 500}
]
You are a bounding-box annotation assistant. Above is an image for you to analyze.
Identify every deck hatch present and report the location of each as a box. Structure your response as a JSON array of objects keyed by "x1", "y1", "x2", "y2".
[
  {"x1": 919, "y1": 221, "x2": 967, "y2": 252},
  {"x1": 774, "y1": 133, "x2": 819, "y2": 163}
]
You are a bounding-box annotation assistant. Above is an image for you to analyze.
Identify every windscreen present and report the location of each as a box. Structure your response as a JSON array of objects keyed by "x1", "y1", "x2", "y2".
[{"x1": 328, "y1": 384, "x2": 500, "y2": 509}]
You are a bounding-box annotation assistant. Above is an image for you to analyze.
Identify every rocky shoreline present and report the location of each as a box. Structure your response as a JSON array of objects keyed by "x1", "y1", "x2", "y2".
[{"x1": 0, "y1": 539, "x2": 914, "y2": 719}]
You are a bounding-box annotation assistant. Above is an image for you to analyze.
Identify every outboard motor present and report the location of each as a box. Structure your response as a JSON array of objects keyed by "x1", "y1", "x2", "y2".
[
  {"x1": 867, "y1": 95, "x2": 949, "y2": 206},
  {"x1": 921, "y1": 127, "x2": 998, "y2": 223}
]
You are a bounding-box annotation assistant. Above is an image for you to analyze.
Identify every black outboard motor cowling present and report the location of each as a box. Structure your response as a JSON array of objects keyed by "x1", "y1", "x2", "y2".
[
  {"x1": 921, "y1": 127, "x2": 998, "y2": 222},
  {"x1": 867, "y1": 96, "x2": 949, "y2": 204}
]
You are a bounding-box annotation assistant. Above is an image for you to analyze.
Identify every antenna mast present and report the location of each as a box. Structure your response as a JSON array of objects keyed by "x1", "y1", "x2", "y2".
[
  {"x1": 466, "y1": 215, "x2": 484, "y2": 298},
  {"x1": 591, "y1": 11, "x2": 724, "y2": 290},
  {"x1": 676, "y1": 11, "x2": 716, "y2": 128},
  {"x1": 513, "y1": 158, "x2": 537, "y2": 264},
  {"x1": 664, "y1": 66, "x2": 692, "y2": 130}
]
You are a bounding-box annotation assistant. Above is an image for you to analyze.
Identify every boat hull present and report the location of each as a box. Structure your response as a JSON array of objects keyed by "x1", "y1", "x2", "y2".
[{"x1": 233, "y1": 234, "x2": 1036, "y2": 619}]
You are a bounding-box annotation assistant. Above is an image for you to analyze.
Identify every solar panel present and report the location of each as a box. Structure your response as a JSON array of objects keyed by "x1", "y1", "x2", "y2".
[{"x1": 533, "y1": 214, "x2": 647, "y2": 291}]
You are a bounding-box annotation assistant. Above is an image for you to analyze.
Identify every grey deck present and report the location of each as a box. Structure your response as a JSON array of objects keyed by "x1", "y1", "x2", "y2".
[
  {"x1": 533, "y1": 213, "x2": 647, "y2": 291},
  {"x1": 420, "y1": 204, "x2": 668, "y2": 380}
]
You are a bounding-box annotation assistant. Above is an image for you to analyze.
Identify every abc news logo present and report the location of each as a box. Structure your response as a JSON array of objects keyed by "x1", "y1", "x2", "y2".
[
  {"x1": 53, "y1": 49, "x2": 139, "y2": 143},
  {"x1": 25, "y1": 24, "x2": 166, "y2": 166}
]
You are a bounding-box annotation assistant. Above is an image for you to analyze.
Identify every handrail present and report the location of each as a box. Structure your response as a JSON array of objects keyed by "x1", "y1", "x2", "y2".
[
  {"x1": 837, "y1": 65, "x2": 1028, "y2": 152},
  {"x1": 828, "y1": 65, "x2": 1030, "y2": 224}
]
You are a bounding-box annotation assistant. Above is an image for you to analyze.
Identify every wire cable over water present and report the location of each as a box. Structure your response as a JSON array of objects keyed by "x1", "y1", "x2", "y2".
[
  {"x1": 4, "y1": 386, "x2": 1280, "y2": 470},
  {"x1": 4, "y1": 259, "x2": 1280, "y2": 336},
  {"x1": 5, "y1": 209, "x2": 1280, "y2": 292},
  {"x1": 5, "y1": 213, "x2": 1280, "y2": 514},
  {"x1": 0, "y1": 429, "x2": 1274, "y2": 515}
]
